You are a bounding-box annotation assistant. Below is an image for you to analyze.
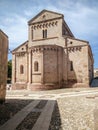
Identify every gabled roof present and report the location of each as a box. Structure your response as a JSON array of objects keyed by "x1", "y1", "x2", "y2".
[
  {"x1": 12, "y1": 40, "x2": 28, "y2": 53},
  {"x1": 28, "y1": 9, "x2": 64, "y2": 24},
  {"x1": 0, "y1": 29, "x2": 8, "y2": 38}
]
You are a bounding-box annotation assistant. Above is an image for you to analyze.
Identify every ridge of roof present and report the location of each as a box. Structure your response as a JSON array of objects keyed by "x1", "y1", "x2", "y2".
[
  {"x1": 0, "y1": 29, "x2": 8, "y2": 38},
  {"x1": 12, "y1": 40, "x2": 28, "y2": 52},
  {"x1": 28, "y1": 9, "x2": 64, "y2": 24}
]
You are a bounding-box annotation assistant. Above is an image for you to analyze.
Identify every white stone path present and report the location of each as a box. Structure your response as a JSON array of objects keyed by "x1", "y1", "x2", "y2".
[{"x1": 6, "y1": 88, "x2": 98, "y2": 100}]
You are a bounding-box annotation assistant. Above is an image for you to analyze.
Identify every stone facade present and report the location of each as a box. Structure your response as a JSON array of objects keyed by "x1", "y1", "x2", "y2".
[
  {"x1": 0, "y1": 29, "x2": 8, "y2": 103},
  {"x1": 12, "y1": 10, "x2": 94, "y2": 90}
]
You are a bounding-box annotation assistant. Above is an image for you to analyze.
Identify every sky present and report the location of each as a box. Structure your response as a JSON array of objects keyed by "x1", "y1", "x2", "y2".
[{"x1": 0, "y1": 0, "x2": 98, "y2": 68}]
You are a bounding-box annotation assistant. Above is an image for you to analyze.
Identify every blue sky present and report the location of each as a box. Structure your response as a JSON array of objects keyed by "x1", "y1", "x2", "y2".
[{"x1": 0, "y1": 0, "x2": 98, "y2": 68}]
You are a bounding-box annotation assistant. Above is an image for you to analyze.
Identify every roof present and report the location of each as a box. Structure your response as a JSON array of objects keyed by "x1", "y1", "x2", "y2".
[
  {"x1": 0, "y1": 29, "x2": 8, "y2": 38},
  {"x1": 12, "y1": 40, "x2": 28, "y2": 53},
  {"x1": 28, "y1": 9, "x2": 64, "y2": 24}
]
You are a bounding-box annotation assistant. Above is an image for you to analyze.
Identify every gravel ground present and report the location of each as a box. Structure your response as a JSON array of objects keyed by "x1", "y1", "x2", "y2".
[
  {"x1": 49, "y1": 102, "x2": 62, "y2": 130},
  {"x1": 0, "y1": 99, "x2": 32, "y2": 126},
  {"x1": 16, "y1": 100, "x2": 48, "y2": 130},
  {"x1": 57, "y1": 96, "x2": 95, "y2": 130},
  {"x1": 49, "y1": 95, "x2": 97, "y2": 130},
  {"x1": 16, "y1": 112, "x2": 41, "y2": 130},
  {"x1": 35, "y1": 100, "x2": 48, "y2": 109}
]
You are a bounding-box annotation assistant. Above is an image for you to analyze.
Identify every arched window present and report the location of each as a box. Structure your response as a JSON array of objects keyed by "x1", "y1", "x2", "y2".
[
  {"x1": 34, "y1": 61, "x2": 38, "y2": 71},
  {"x1": 20, "y1": 65, "x2": 24, "y2": 74}
]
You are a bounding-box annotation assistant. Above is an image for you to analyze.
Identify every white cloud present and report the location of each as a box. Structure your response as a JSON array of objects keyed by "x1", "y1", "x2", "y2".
[
  {"x1": 24, "y1": 10, "x2": 33, "y2": 17},
  {"x1": 1, "y1": 0, "x2": 98, "y2": 50},
  {"x1": 0, "y1": 13, "x2": 28, "y2": 49},
  {"x1": 56, "y1": 1, "x2": 98, "y2": 42}
]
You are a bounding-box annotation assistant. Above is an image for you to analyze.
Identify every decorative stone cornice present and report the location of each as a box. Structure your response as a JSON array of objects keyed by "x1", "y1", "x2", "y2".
[
  {"x1": 31, "y1": 21, "x2": 58, "y2": 30},
  {"x1": 67, "y1": 46, "x2": 82, "y2": 52},
  {"x1": 15, "y1": 52, "x2": 26, "y2": 56},
  {"x1": 29, "y1": 45, "x2": 62, "y2": 53}
]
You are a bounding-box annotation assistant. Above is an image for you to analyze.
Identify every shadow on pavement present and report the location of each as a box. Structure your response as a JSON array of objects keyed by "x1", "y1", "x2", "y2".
[
  {"x1": 91, "y1": 78, "x2": 98, "y2": 87},
  {"x1": 0, "y1": 99, "x2": 62, "y2": 130}
]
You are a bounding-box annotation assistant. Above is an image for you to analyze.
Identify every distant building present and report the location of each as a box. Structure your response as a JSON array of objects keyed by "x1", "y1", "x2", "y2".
[
  {"x1": 94, "y1": 68, "x2": 98, "y2": 77},
  {"x1": 0, "y1": 29, "x2": 8, "y2": 103},
  {"x1": 12, "y1": 10, "x2": 94, "y2": 90}
]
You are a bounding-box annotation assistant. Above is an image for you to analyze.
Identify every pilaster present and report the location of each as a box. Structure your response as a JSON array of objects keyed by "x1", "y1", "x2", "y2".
[{"x1": 28, "y1": 50, "x2": 32, "y2": 84}]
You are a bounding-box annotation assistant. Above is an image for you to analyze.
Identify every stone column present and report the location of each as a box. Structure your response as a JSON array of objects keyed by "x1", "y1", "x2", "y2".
[
  {"x1": 41, "y1": 50, "x2": 44, "y2": 84},
  {"x1": 15, "y1": 54, "x2": 16, "y2": 82},
  {"x1": 12, "y1": 54, "x2": 16, "y2": 83},
  {"x1": 28, "y1": 50, "x2": 32, "y2": 84},
  {"x1": 57, "y1": 47, "x2": 59, "y2": 85}
]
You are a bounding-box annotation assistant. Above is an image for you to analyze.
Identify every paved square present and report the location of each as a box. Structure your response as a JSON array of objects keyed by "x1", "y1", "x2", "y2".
[{"x1": 0, "y1": 88, "x2": 98, "y2": 130}]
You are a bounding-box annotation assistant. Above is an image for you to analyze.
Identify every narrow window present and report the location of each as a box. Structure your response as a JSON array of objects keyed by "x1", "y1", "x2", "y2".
[
  {"x1": 20, "y1": 65, "x2": 24, "y2": 74},
  {"x1": 34, "y1": 61, "x2": 38, "y2": 71},
  {"x1": 45, "y1": 29, "x2": 47, "y2": 38},
  {"x1": 31, "y1": 29, "x2": 33, "y2": 40},
  {"x1": 43, "y1": 30, "x2": 44, "y2": 38},
  {"x1": 70, "y1": 41, "x2": 73, "y2": 44},
  {"x1": 43, "y1": 29, "x2": 47, "y2": 38},
  {"x1": 70, "y1": 61, "x2": 73, "y2": 71}
]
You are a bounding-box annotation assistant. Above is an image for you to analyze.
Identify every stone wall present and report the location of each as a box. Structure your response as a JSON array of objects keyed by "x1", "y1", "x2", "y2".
[
  {"x1": 88, "y1": 47, "x2": 94, "y2": 83},
  {"x1": 66, "y1": 37, "x2": 93, "y2": 87},
  {"x1": 32, "y1": 50, "x2": 43, "y2": 83},
  {"x1": 43, "y1": 45, "x2": 63, "y2": 85},
  {"x1": 0, "y1": 30, "x2": 8, "y2": 103},
  {"x1": 29, "y1": 45, "x2": 63, "y2": 90},
  {"x1": 12, "y1": 53, "x2": 28, "y2": 89}
]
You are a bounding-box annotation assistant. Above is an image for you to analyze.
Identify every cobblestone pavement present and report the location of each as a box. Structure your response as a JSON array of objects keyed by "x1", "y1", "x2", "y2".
[
  {"x1": 0, "y1": 87, "x2": 98, "y2": 130},
  {"x1": 57, "y1": 96, "x2": 95, "y2": 130}
]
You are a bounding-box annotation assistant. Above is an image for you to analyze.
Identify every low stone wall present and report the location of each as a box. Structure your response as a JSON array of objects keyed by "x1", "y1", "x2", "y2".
[
  {"x1": 12, "y1": 81, "x2": 90, "y2": 91},
  {"x1": 29, "y1": 84, "x2": 61, "y2": 91},
  {"x1": 66, "y1": 82, "x2": 89, "y2": 88},
  {"x1": 12, "y1": 83, "x2": 27, "y2": 90},
  {"x1": 12, "y1": 83, "x2": 62, "y2": 91}
]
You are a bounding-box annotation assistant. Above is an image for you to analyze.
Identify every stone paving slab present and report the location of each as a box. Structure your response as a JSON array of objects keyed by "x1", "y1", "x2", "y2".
[
  {"x1": 2, "y1": 87, "x2": 98, "y2": 130},
  {"x1": 0, "y1": 100, "x2": 40, "y2": 130},
  {"x1": 6, "y1": 89, "x2": 98, "y2": 101},
  {"x1": 94, "y1": 109, "x2": 98, "y2": 130},
  {"x1": 6, "y1": 87, "x2": 98, "y2": 96},
  {"x1": 32, "y1": 100, "x2": 56, "y2": 130}
]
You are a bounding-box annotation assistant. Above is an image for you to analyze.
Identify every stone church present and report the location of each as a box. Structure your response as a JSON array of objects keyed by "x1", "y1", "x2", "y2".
[{"x1": 12, "y1": 10, "x2": 94, "y2": 90}]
